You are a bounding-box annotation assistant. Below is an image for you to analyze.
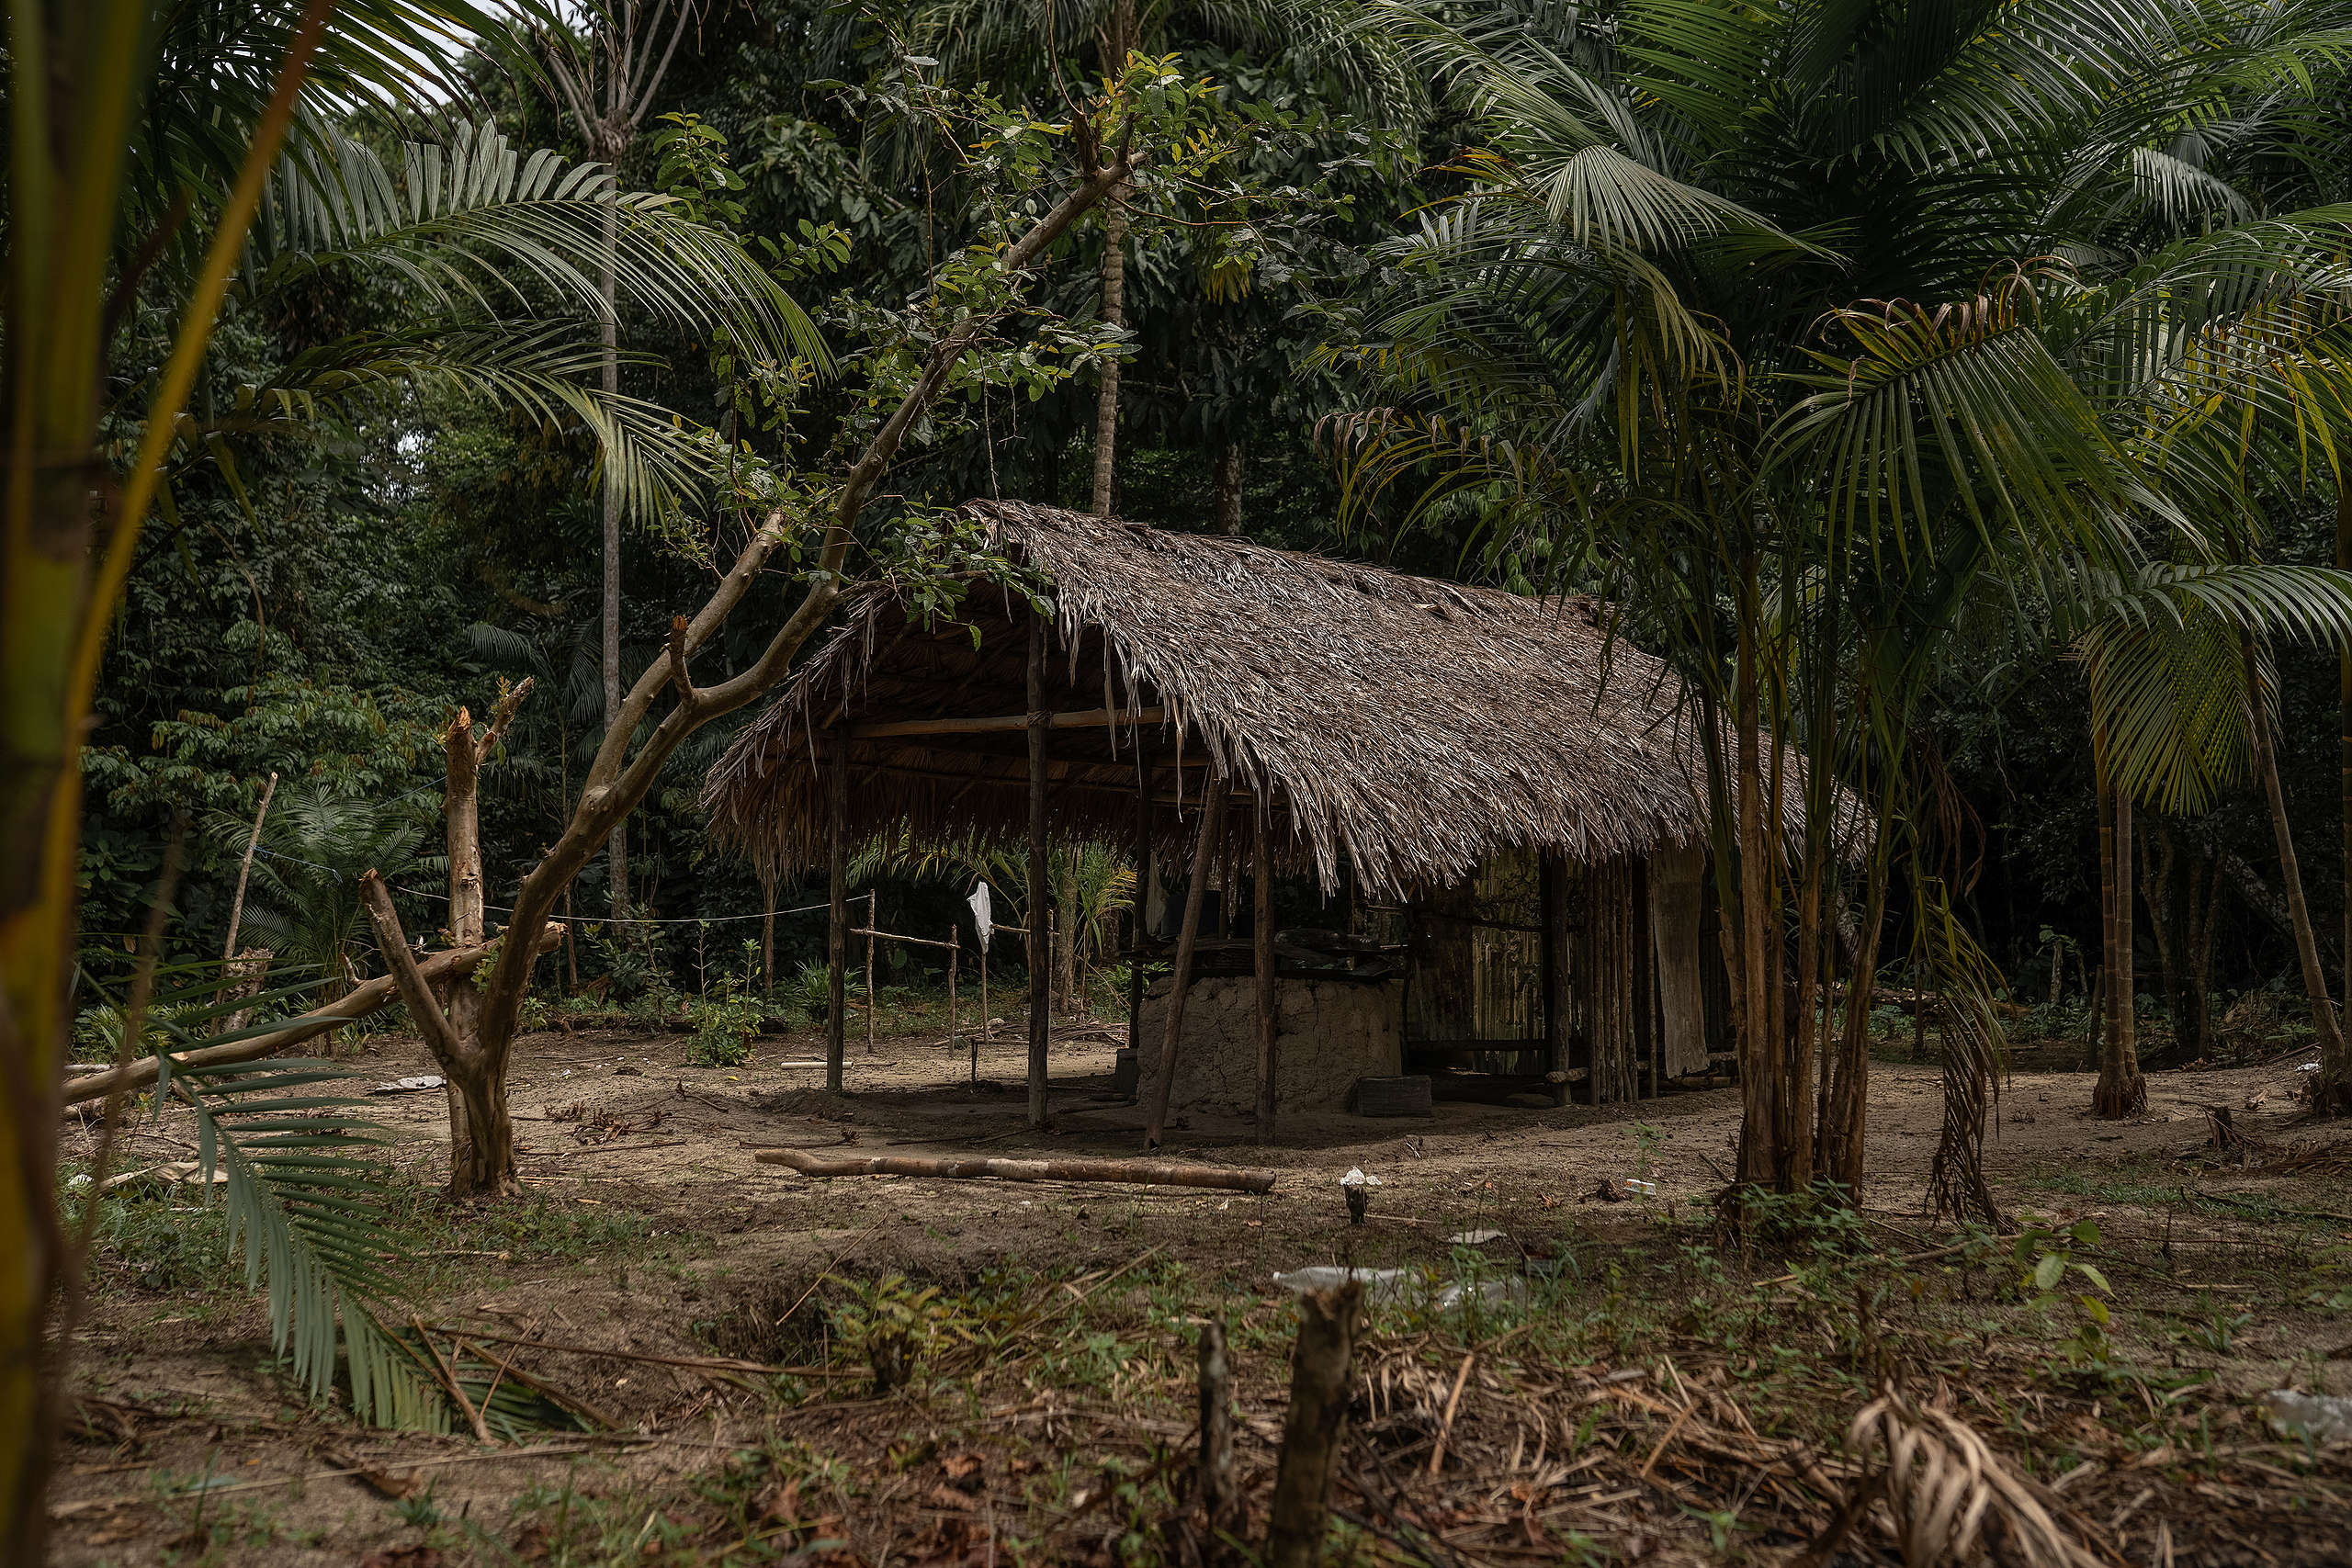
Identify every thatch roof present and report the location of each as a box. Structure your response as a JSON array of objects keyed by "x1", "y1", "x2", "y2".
[{"x1": 702, "y1": 500, "x2": 1714, "y2": 895}]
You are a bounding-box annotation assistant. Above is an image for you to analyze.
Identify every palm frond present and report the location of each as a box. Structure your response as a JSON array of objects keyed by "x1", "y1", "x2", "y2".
[
  {"x1": 1773, "y1": 280, "x2": 2141, "y2": 570},
  {"x1": 166, "y1": 1056, "x2": 449, "y2": 1427},
  {"x1": 254, "y1": 117, "x2": 830, "y2": 373},
  {"x1": 238, "y1": 322, "x2": 744, "y2": 526}
]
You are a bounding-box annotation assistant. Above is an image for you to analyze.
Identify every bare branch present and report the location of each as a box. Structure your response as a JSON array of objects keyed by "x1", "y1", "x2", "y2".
[
  {"x1": 61, "y1": 932, "x2": 556, "y2": 1106},
  {"x1": 625, "y1": 0, "x2": 699, "y2": 126},
  {"x1": 358, "y1": 873, "x2": 470, "y2": 1068},
  {"x1": 477, "y1": 676, "x2": 537, "y2": 761}
]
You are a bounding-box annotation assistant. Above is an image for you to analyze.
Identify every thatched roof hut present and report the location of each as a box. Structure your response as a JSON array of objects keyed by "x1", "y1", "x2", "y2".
[{"x1": 701, "y1": 500, "x2": 1710, "y2": 894}]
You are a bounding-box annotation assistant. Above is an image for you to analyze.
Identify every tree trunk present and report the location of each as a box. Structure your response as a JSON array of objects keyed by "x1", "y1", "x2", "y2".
[
  {"x1": 2145, "y1": 824, "x2": 2194, "y2": 1065},
  {"x1": 1819, "y1": 872, "x2": 1884, "y2": 1194},
  {"x1": 433, "y1": 685, "x2": 534, "y2": 1193},
  {"x1": 2247, "y1": 635, "x2": 2352, "y2": 1106},
  {"x1": 1734, "y1": 565, "x2": 1784, "y2": 1187},
  {"x1": 2093, "y1": 763, "x2": 2146, "y2": 1116},
  {"x1": 1789, "y1": 850, "x2": 1821, "y2": 1189},
  {"x1": 2185, "y1": 850, "x2": 2217, "y2": 1057},
  {"x1": 1089, "y1": 8, "x2": 1136, "y2": 518},
  {"x1": 1213, "y1": 442, "x2": 1244, "y2": 535},
  {"x1": 1197, "y1": 1320, "x2": 1238, "y2": 1564},
  {"x1": 2339, "y1": 480, "x2": 2350, "y2": 1024},
  {"x1": 599, "y1": 183, "x2": 628, "y2": 918},
  {"x1": 221, "y1": 771, "x2": 277, "y2": 963}
]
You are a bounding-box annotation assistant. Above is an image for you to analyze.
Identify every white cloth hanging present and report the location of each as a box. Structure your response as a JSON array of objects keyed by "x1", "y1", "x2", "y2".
[{"x1": 967, "y1": 882, "x2": 994, "y2": 952}]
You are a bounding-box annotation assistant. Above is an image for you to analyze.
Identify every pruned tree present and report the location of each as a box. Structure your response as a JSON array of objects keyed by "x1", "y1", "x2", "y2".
[{"x1": 356, "y1": 120, "x2": 1159, "y2": 1196}]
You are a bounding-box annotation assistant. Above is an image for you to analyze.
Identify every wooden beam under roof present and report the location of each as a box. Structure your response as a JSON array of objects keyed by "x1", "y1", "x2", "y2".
[{"x1": 851, "y1": 705, "x2": 1166, "y2": 739}]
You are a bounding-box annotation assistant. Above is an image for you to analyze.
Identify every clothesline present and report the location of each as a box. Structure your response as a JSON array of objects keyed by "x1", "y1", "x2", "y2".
[
  {"x1": 249, "y1": 847, "x2": 975, "y2": 933},
  {"x1": 389, "y1": 883, "x2": 836, "y2": 927}
]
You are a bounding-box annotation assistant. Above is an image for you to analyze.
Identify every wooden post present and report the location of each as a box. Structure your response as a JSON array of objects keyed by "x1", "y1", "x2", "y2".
[
  {"x1": 1542, "y1": 852, "x2": 1571, "y2": 1107},
  {"x1": 1143, "y1": 765, "x2": 1227, "y2": 1148},
  {"x1": 562, "y1": 885, "x2": 580, "y2": 994},
  {"x1": 1129, "y1": 733, "x2": 1150, "y2": 1051},
  {"x1": 1027, "y1": 609, "x2": 1052, "y2": 1129},
  {"x1": 758, "y1": 863, "x2": 776, "y2": 998},
  {"x1": 1266, "y1": 1281, "x2": 1362, "y2": 1568},
  {"x1": 1633, "y1": 855, "x2": 1655, "y2": 1098},
  {"x1": 866, "y1": 888, "x2": 878, "y2": 1055},
  {"x1": 946, "y1": 923, "x2": 958, "y2": 1063},
  {"x1": 1253, "y1": 801, "x2": 1277, "y2": 1145},
  {"x1": 826, "y1": 732, "x2": 848, "y2": 1093}
]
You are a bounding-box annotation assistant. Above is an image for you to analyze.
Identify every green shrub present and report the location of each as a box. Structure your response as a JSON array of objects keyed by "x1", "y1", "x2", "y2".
[{"x1": 688, "y1": 977, "x2": 762, "y2": 1066}]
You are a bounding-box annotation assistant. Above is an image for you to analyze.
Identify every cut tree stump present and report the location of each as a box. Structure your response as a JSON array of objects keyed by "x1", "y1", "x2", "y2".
[{"x1": 1266, "y1": 1280, "x2": 1363, "y2": 1568}]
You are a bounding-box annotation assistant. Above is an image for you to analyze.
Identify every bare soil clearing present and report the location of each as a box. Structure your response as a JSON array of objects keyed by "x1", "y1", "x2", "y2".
[{"x1": 51, "y1": 1017, "x2": 2352, "y2": 1566}]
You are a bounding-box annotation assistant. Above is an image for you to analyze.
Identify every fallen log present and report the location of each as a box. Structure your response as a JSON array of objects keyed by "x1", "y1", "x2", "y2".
[
  {"x1": 756, "y1": 1145, "x2": 1279, "y2": 1193},
  {"x1": 63, "y1": 924, "x2": 563, "y2": 1106}
]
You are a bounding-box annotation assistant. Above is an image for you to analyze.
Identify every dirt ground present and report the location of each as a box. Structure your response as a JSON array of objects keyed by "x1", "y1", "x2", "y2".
[{"x1": 48, "y1": 1015, "x2": 2352, "y2": 1567}]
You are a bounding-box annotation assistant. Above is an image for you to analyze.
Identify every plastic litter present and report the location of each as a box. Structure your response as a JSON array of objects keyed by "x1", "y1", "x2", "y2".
[
  {"x1": 1448, "y1": 1229, "x2": 1507, "y2": 1246},
  {"x1": 2261, "y1": 1389, "x2": 2352, "y2": 1443},
  {"x1": 369, "y1": 1075, "x2": 445, "y2": 1095},
  {"x1": 1271, "y1": 1265, "x2": 1526, "y2": 1313}
]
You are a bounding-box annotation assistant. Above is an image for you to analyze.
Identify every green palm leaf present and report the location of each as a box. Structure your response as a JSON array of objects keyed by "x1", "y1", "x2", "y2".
[
  {"x1": 165, "y1": 1057, "x2": 449, "y2": 1427},
  {"x1": 253, "y1": 117, "x2": 830, "y2": 373}
]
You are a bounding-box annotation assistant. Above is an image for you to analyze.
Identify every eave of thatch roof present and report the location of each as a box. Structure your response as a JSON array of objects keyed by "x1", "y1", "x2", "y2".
[{"x1": 702, "y1": 500, "x2": 1713, "y2": 895}]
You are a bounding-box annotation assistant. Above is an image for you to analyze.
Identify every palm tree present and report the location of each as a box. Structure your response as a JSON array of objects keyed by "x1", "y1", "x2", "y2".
[
  {"x1": 0, "y1": 2, "x2": 820, "y2": 1541},
  {"x1": 504, "y1": 0, "x2": 708, "y2": 915},
  {"x1": 1327, "y1": 0, "x2": 2352, "y2": 1207}
]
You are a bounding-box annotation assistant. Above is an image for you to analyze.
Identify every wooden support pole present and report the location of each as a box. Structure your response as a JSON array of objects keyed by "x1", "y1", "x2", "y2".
[
  {"x1": 826, "y1": 734, "x2": 848, "y2": 1093},
  {"x1": 1633, "y1": 855, "x2": 1655, "y2": 1099},
  {"x1": 1542, "y1": 852, "x2": 1571, "y2": 1108},
  {"x1": 1266, "y1": 1281, "x2": 1362, "y2": 1568},
  {"x1": 1027, "y1": 609, "x2": 1052, "y2": 1129},
  {"x1": 1144, "y1": 765, "x2": 1227, "y2": 1149},
  {"x1": 1253, "y1": 802, "x2": 1277, "y2": 1145},
  {"x1": 866, "y1": 888, "x2": 878, "y2": 1056},
  {"x1": 759, "y1": 876, "x2": 775, "y2": 998},
  {"x1": 1129, "y1": 732, "x2": 1149, "y2": 1053},
  {"x1": 946, "y1": 923, "x2": 958, "y2": 1066}
]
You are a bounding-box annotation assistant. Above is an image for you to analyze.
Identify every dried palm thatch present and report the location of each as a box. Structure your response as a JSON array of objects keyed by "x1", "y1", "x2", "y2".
[
  {"x1": 1841, "y1": 1393, "x2": 2109, "y2": 1568},
  {"x1": 704, "y1": 501, "x2": 1727, "y2": 895}
]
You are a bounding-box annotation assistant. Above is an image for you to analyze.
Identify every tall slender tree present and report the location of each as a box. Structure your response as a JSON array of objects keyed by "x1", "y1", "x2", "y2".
[{"x1": 527, "y1": 0, "x2": 703, "y2": 918}]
